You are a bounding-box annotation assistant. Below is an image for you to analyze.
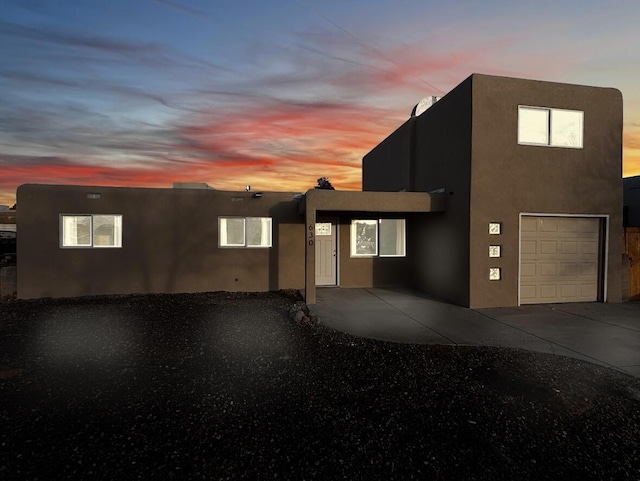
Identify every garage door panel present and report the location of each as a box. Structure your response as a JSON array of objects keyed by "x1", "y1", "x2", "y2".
[
  {"x1": 539, "y1": 284, "x2": 558, "y2": 299},
  {"x1": 540, "y1": 240, "x2": 558, "y2": 254},
  {"x1": 521, "y1": 217, "x2": 538, "y2": 232},
  {"x1": 540, "y1": 218, "x2": 560, "y2": 232},
  {"x1": 578, "y1": 284, "x2": 597, "y2": 299},
  {"x1": 521, "y1": 240, "x2": 537, "y2": 255},
  {"x1": 539, "y1": 262, "x2": 557, "y2": 276},
  {"x1": 520, "y1": 216, "x2": 601, "y2": 304},
  {"x1": 520, "y1": 285, "x2": 537, "y2": 301},
  {"x1": 559, "y1": 262, "x2": 577, "y2": 276},
  {"x1": 560, "y1": 285, "x2": 577, "y2": 298},
  {"x1": 560, "y1": 241, "x2": 578, "y2": 254},
  {"x1": 520, "y1": 262, "x2": 536, "y2": 277},
  {"x1": 560, "y1": 220, "x2": 578, "y2": 233}
]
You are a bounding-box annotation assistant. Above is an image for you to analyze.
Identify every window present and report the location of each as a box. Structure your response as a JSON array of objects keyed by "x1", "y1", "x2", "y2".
[
  {"x1": 518, "y1": 106, "x2": 583, "y2": 148},
  {"x1": 61, "y1": 214, "x2": 122, "y2": 248},
  {"x1": 219, "y1": 217, "x2": 245, "y2": 247},
  {"x1": 219, "y1": 217, "x2": 272, "y2": 247},
  {"x1": 351, "y1": 219, "x2": 405, "y2": 257},
  {"x1": 379, "y1": 219, "x2": 406, "y2": 256}
]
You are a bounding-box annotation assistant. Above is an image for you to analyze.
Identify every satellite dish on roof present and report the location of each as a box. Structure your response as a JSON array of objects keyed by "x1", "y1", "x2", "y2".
[{"x1": 411, "y1": 96, "x2": 441, "y2": 117}]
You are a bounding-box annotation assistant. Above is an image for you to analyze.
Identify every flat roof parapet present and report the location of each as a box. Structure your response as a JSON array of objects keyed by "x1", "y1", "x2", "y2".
[
  {"x1": 302, "y1": 189, "x2": 447, "y2": 213},
  {"x1": 172, "y1": 182, "x2": 214, "y2": 190}
]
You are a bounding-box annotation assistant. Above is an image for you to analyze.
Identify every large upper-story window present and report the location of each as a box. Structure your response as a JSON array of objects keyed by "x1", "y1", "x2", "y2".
[
  {"x1": 219, "y1": 217, "x2": 272, "y2": 248},
  {"x1": 518, "y1": 106, "x2": 583, "y2": 148},
  {"x1": 351, "y1": 219, "x2": 406, "y2": 257},
  {"x1": 61, "y1": 214, "x2": 122, "y2": 248}
]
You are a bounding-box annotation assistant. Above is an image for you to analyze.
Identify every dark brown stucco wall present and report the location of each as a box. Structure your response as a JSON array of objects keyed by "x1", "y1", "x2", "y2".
[
  {"x1": 408, "y1": 77, "x2": 473, "y2": 306},
  {"x1": 17, "y1": 185, "x2": 304, "y2": 299},
  {"x1": 469, "y1": 74, "x2": 623, "y2": 307},
  {"x1": 363, "y1": 121, "x2": 415, "y2": 192},
  {"x1": 330, "y1": 215, "x2": 413, "y2": 289},
  {"x1": 362, "y1": 77, "x2": 474, "y2": 306}
]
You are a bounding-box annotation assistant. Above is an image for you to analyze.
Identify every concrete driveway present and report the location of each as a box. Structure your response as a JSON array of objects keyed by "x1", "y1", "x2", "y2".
[{"x1": 311, "y1": 288, "x2": 640, "y2": 378}]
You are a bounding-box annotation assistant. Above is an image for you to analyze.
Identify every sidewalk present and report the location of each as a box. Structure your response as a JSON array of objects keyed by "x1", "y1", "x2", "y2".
[{"x1": 311, "y1": 288, "x2": 640, "y2": 377}]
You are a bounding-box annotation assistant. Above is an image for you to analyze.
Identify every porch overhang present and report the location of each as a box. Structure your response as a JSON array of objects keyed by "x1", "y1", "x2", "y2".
[{"x1": 302, "y1": 190, "x2": 447, "y2": 304}]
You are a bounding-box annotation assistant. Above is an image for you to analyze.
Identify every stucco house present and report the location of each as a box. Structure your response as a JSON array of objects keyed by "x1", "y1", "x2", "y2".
[{"x1": 16, "y1": 73, "x2": 624, "y2": 308}]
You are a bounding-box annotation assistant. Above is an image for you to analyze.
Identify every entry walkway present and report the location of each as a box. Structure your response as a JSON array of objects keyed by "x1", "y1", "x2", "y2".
[{"x1": 311, "y1": 288, "x2": 640, "y2": 378}]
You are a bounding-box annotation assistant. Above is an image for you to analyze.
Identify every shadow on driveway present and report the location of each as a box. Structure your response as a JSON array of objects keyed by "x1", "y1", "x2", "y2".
[{"x1": 312, "y1": 288, "x2": 640, "y2": 377}]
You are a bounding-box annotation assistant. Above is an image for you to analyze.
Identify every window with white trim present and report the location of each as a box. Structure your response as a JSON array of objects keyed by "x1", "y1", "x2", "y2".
[
  {"x1": 219, "y1": 217, "x2": 272, "y2": 247},
  {"x1": 518, "y1": 106, "x2": 583, "y2": 148},
  {"x1": 61, "y1": 214, "x2": 122, "y2": 248},
  {"x1": 351, "y1": 219, "x2": 406, "y2": 257}
]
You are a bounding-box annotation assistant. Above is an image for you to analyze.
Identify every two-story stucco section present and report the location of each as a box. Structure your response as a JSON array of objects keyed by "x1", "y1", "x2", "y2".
[{"x1": 364, "y1": 73, "x2": 623, "y2": 308}]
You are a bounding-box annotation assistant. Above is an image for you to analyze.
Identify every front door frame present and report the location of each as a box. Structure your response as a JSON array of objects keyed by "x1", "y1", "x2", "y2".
[{"x1": 315, "y1": 217, "x2": 338, "y2": 286}]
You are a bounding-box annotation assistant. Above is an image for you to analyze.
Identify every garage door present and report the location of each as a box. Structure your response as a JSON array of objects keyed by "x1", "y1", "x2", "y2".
[{"x1": 520, "y1": 216, "x2": 601, "y2": 304}]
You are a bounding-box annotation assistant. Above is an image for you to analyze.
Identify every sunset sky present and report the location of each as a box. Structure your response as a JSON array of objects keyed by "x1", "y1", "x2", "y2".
[{"x1": 2, "y1": 0, "x2": 640, "y2": 206}]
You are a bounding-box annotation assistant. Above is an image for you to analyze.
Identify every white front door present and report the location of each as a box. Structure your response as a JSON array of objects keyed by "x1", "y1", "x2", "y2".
[{"x1": 315, "y1": 222, "x2": 337, "y2": 286}]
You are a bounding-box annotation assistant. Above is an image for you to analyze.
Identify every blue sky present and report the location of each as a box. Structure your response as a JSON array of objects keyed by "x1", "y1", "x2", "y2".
[{"x1": 2, "y1": 0, "x2": 639, "y2": 205}]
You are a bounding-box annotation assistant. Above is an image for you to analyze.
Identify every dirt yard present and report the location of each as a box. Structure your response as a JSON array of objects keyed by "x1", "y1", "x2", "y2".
[{"x1": 1, "y1": 291, "x2": 639, "y2": 480}]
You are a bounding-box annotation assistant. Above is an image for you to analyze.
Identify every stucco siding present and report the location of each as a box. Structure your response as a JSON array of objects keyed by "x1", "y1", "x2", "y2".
[
  {"x1": 469, "y1": 74, "x2": 623, "y2": 307},
  {"x1": 17, "y1": 184, "x2": 305, "y2": 299},
  {"x1": 409, "y1": 77, "x2": 473, "y2": 306}
]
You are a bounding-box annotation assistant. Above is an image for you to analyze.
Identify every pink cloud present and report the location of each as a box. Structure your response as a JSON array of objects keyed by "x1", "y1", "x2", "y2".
[{"x1": 4, "y1": 23, "x2": 617, "y2": 208}]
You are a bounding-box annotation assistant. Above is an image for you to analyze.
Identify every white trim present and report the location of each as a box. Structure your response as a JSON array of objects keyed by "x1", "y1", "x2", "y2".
[
  {"x1": 335, "y1": 221, "x2": 340, "y2": 286},
  {"x1": 517, "y1": 213, "x2": 609, "y2": 305},
  {"x1": 328, "y1": 217, "x2": 340, "y2": 287},
  {"x1": 316, "y1": 218, "x2": 340, "y2": 287}
]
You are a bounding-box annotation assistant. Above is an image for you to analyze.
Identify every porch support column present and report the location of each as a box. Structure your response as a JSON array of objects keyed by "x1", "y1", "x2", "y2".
[{"x1": 305, "y1": 205, "x2": 317, "y2": 304}]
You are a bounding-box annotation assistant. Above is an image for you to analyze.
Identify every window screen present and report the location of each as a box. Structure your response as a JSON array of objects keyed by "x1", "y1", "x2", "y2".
[
  {"x1": 350, "y1": 219, "x2": 406, "y2": 257},
  {"x1": 219, "y1": 217, "x2": 272, "y2": 248},
  {"x1": 61, "y1": 214, "x2": 122, "y2": 248},
  {"x1": 379, "y1": 219, "x2": 406, "y2": 256}
]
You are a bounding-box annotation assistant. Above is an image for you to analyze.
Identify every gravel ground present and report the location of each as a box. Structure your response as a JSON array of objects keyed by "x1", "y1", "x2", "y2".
[{"x1": 1, "y1": 290, "x2": 640, "y2": 480}]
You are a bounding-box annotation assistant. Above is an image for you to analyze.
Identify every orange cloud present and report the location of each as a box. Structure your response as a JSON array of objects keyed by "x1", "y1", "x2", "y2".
[
  {"x1": 0, "y1": 94, "x2": 397, "y2": 206},
  {"x1": 623, "y1": 129, "x2": 640, "y2": 177},
  {"x1": 5, "y1": 35, "x2": 567, "y2": 208}
]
